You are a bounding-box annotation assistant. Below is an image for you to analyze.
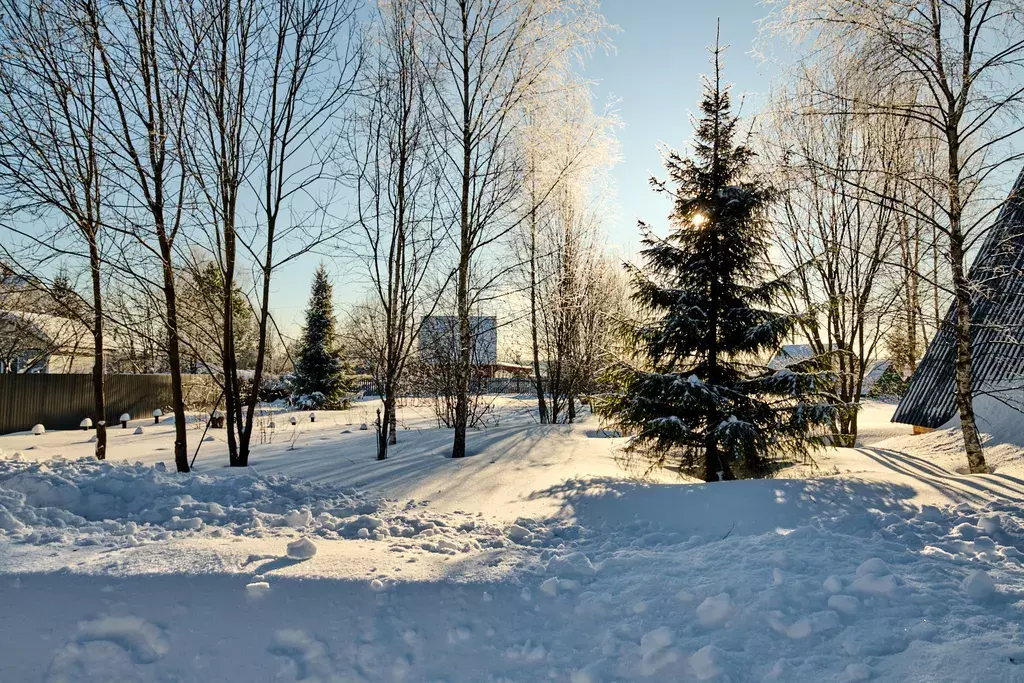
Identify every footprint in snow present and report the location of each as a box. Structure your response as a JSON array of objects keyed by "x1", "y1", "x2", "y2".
[{"x1": 46, "y1": 616, "x2": 168, "y2": 683}]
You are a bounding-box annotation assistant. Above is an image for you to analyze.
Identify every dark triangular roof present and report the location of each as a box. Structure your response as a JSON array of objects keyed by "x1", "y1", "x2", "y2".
[{"x1": 893, "y1": 167, "x2": 1024, "y2": 427}]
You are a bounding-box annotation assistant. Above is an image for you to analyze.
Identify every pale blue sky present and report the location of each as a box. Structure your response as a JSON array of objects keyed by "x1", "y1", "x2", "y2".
[
  {"x1": 275, "y1": 1, "x2": 778, "y2": 334},
  {"x1": 585, "y1": 0, "x2": 774, "y2": 253}
]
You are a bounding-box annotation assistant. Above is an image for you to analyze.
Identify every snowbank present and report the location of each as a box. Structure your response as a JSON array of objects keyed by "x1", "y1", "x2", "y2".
[
  {"x1": 877, "y1": 388, "x2": 1024, "y2": 475},
  {"x1": 0, "y1": 458, "x2": 575, "y2": 557},
  {"x1": 0, "y1": 458, "x2": 384, "y2": 547}
]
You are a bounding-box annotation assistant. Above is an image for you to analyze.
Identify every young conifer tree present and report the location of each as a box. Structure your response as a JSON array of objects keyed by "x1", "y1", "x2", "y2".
[
  {"x1": 598, "y1": 31, "x2": 837, "y2": 482},
  {"x1": 292, "y1": 265, "x2": 349, "y2": 409}
]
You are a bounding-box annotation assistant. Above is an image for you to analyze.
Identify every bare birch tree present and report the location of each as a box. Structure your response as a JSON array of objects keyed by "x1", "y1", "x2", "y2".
[
  {"x1": 0, "y1": 0, "x2": 111, "y2": 457},
  {"x1": 224, "y1": 0, "x2": 362, "y2": 467},
  {"x1": 766, "y1": 0, "x2": 1024, "y2": 472},
  {"x1": 88, "y1": 0, "x2": 198, "y2": 472},
  {"x1": 348, "y1": 0, "x2": 449, "y2": 460},
  {"x1": 179, "y1": 0, "x2": 360, "y2": 467},
  {"x1": 765, "y1": 68, "x2": 909, "y2": 444},
  {"x1": 415, "y1": 0, "x2": 607, "y2": 457}
]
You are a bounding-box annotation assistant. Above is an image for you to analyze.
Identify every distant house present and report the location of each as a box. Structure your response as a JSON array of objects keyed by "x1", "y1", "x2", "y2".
[
  {"x1": 419, "y1": 315, "x2": 498, "y2": 365},
  {"x1": 862, "y1": 360, "x2": 909, "y2": 398},
  {"x1": 894, "y1": 167, "x2": 1024, "y2": 432},
  {"x1": 417, "y1": 315, "x2": 528, "y2": 380},
  {"x1": 0, "y1": 311, "x2": 99, "y2": 374},
  {"x1": 768, "y1": 344, "x2": 903, "y2": 397}
]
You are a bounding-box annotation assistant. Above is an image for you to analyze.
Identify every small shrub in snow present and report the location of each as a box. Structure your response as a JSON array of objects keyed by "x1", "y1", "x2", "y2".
[{"x1": 31, "y1": 424, "x2": 45, "y2": 436}]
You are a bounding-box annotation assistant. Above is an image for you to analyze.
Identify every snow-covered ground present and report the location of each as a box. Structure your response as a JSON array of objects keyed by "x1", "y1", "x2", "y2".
[{"x1": 1, "y1": 397, "x2": 1023, "y2": 682}]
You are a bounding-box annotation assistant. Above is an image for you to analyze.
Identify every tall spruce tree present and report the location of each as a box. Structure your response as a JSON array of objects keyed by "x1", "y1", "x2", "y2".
[
  {"x1": 597, "y1": 33, "x2": 837, "y2": 482},
  {"x1": 292, "y1": 265, "x2": 348, "y2": 409}
]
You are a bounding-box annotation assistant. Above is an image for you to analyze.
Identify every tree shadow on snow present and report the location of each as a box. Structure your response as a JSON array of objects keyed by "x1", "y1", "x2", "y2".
[
  {"x1": 248, "y1": 423, "x2": 567, "y2": 502},
  {"x1": 854, "y1": 447, "x2": 1024, "y2": 505}
]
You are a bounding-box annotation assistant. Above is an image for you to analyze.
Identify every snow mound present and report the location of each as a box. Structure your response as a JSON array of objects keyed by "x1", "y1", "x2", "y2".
[
  {"x1": 0, "y1": 458, "x2": 528, "y2": 557},
  {"x1": 286, "y1": 537, "x2": 317, "y2": 560},
  {"x1": 0, "y1": 458, "x2": 381, "y2": 546},
  {"x1": 878, "y1": 386, "x2": 1024, "y2": 474}
]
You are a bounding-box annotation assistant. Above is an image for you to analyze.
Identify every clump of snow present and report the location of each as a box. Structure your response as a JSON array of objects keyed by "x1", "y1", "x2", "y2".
[
  {"x1": 283, "y1": 509, "x2": 312, "y2": 528},
  {"x1": 539, "y1": 577, "x2": 559, "y2": 597},
  {"x1": 506, "y1": 524, "x2": 532, "y2": 544},
  {"x1": 827, "y1": 594, "x2": 859, "y2": 615},
  {"x1": 855, "y1": 557, "x2": 888, "y2": 577},
  {"x1": 133, "y1": 427, "x2": 144, "y2": 435},
  {"x1": 286, "y1": 537, "x2": 317, "y2": 560},
  {"x1": 246, "y1": 581, "x2": 270, "y2": 597},
  {"x1": 546, "y1": 551, "x2": 596, "y2": 579},
  {"x1": 962, "y1": 569, "x2": 997, "y2": 601},
  {"x1": 639, "y1": 626, "x2": 673, "y2": 658},
  {"x1": 31, "y1": 424, "x2": 44, "y2": 436},
  {"x1": 690, "y1": 644, "x2": 728, "y2": 681},
  {"x1": 979, "y1": 514, "x2": 1001, "y2": 536},
  {"x1": 696, "y1": 592, "x2": 731, "y2": 627}
]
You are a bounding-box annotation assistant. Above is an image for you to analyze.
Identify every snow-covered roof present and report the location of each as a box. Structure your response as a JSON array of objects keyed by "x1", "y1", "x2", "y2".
[
  {"x1": 767, "y1": 344, "x2": 816, "y2": 370},
  {"x1": 769, "y1": 346, "x2": 898, "y2": 396},
  {"x1": 0, "y1": 311, "x2": 117, "y2": 352}
]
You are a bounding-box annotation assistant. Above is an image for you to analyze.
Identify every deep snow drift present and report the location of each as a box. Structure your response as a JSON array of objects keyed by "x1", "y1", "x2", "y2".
[{"x1": 1, "y1": 397, "x2": 1023, "y2": 682}]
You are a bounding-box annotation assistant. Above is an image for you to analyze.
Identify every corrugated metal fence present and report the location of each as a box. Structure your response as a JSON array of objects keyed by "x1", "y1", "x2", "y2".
[{"x1": 0, "y1": 374, "x2": 218, "y2": 434}]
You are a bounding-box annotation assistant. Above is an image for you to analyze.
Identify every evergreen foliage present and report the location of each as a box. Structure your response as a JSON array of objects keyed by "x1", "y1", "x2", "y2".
[
  {"x1": 291, "y1": 265, "x2": 350, "y2": 409},
  {"x1": 596, "y1": 36, "x2": 838, "y2": 482}
]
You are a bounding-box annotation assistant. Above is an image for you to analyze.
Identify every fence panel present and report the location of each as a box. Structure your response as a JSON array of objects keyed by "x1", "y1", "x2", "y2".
[{"x1": 0, "y1": 374, "x2": 216, "y2": 434}]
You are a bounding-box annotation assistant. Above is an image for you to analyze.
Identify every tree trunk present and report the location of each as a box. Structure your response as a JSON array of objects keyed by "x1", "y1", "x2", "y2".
[
  {"x1": 451, "y1": 7, "x2": 472, "y2": 460},
  {"x1": 377, "y1": 399, "x2": 391, "y2": 460},
  {"x1": 949, "y1": 236, "x2": 987, "y2": 473},
  {"x1": 946, "y1": 136, "x2": 986, "y2": 474},
  {"x1": 89, "y1": 237, "x2": 106, "y2": 461},
  {"x1": 160, "y1": 241, "x2": 190, "y2": 473},
  {"x1": 389, "y1": 400, "x2": 397, "y2": 445},
  {"x1": 529, "y1": 206, "x2": 548, "y2": 424},
  {"x1": 223, "y1": 218, "x2": 241, "y2": 466}
]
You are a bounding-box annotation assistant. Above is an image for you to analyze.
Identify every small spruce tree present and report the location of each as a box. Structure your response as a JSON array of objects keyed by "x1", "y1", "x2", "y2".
[
  {"x1": 597, "y1": 32, "x2": 837, "y2": 482},
  {"x1": 291, "y1": 265, "x2": 349, "y2": 409}
]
